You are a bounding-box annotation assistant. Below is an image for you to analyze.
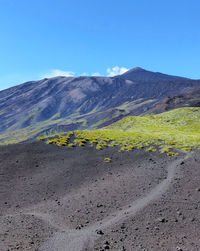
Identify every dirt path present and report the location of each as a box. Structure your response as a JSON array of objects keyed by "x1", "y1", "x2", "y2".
[{"x1": 36, "y1": 152, "x2": 190, "y2": 251}]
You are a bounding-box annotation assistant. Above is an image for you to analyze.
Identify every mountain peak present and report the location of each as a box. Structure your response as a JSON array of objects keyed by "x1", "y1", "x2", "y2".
[
  {"x1": 130, "y1": 67, "x2": 145, "y2": 72},
  {"x1": 120, "y1": 66, "x2": 190, "y2": 82}
]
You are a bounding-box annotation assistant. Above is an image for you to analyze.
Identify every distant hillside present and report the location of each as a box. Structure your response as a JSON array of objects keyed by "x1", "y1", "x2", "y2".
[
  {"x1": 149, "y1": 88, "x2": 200, "y2": 114},
  {"x1": 0, "y1": 67, "x2": 200, "y2": 144}
]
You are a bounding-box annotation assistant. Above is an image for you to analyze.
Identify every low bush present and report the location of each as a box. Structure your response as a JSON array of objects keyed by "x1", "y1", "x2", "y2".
[
  {"x1": 104, "y1": 157, "x2": 111, "y2": 162},
  {"x1": 68, "y1": 143, "x2": 75, "y2": 147},
  {"x1": 96, "y1": 145, "x2": 102, "y2": 150}
]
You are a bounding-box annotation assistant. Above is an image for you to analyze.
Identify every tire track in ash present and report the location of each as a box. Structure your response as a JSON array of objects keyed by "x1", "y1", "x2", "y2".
[{"x1": 37, "y1": 152, "x2": 190, "y2": 251}]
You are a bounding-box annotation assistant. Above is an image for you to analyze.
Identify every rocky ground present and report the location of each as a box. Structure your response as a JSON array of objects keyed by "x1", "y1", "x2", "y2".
[{"x1": 0, "y1": 142, "x2": 199, "y2": 251}]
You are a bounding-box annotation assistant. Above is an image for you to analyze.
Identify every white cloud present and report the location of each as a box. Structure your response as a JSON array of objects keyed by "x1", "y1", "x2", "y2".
[
  {"x1": 92, "y1": 72, "x2": 101, "y2": 76},
  {"x1": 42, "y1": 69, "x2": 75, "y2": 78},
  {"x1": 107, "y1": 66, "x2": 129, "y2": 77},
  {"x1": 80, "y1": 72, "x2": 88, "y2": 76},
  {"x1": 40, "y1": 67, "x2": 129, "y2": 79}
]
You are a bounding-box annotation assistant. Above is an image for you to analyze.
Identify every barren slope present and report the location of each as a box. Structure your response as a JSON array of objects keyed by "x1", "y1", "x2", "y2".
[{"x1": 0, "y1": 142, "x2": 199, "y2": 250}]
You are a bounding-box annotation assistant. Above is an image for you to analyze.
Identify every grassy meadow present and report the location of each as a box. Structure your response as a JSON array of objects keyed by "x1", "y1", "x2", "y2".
[
  {"x1": 40, "y1": 107, "x2": 200, "y2": 156},
  {"x1": 1, "y1": 107, "x2": 200, "y2": 155}
]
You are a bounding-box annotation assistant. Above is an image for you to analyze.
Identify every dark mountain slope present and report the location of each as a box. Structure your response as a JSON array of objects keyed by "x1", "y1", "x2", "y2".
[
  {"x1": 0, "y1": 67, "x2": 200, "y2": 143},
  {"x1": 149, "y1": 88, "x2": 200, "y2": 114}
]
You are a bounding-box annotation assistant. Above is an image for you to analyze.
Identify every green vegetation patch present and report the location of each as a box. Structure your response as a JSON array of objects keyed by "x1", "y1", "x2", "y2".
[
  {"x1": 43, "y1": 108, "x2": 200, "y2": 155},
  {"x1": 104, "y1": 157, "x2": 112, "y2": 163},
  {"x1": 1, "y1": 107, "x2": 200, "y2": 157}
]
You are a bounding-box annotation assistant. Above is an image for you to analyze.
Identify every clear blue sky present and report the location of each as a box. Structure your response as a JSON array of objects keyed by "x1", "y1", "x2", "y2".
[{"x1": 0, "y1": 0, "x2": 200, "y2": 90}]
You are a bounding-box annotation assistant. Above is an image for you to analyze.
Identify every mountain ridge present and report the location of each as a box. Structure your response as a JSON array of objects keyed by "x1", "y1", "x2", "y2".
[{"x1": 0, "y1": 67, "x2": 198, "y2": 94}]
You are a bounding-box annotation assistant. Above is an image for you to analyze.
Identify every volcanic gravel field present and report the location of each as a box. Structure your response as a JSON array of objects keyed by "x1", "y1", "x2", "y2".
[{"x1": 0, "y1": 142, "x2": 200, "y2": 251}]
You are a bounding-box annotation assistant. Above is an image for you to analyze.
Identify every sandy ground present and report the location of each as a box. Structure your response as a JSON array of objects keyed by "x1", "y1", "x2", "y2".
[{"x1": 0, "y1": 142, "x2": 199, "y2": 251}]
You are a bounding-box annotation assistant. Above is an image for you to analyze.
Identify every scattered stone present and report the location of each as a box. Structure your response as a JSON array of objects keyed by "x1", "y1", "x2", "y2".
[
  {"x1": 157, "y1": 217, "x2": 167, "y2": 223},
  {"x1": 96, "y1": 230, "x2": 104, "y2": 235},
  {"x1": 76, "y1": 224, "x2": 83, "y2": 230},
  {"x1": 103, "y1": 240, "x2": 109, "y2": 245},
  {"x1": 176, "y1": 247, "x2": 183, "y2": 251},
  {"x1": 103, "y1": 244, "x2": 110, "y2": 249}
]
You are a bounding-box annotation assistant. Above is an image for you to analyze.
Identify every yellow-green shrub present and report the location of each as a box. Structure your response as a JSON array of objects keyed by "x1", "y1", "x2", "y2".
[
  {"x1": 104, "y1": 157, "x2": 111, "y2": 162},
  {"x1": 167, "y1": 152, "x2": 179, "y2": 156},
  {"x1": 96, "y1": 145, "x2": 102, "y2": 150},
  {"x1": 68, "y1": 143, "x2": 75, "y2": 147},
  {"x1": 146, "y1": 146, "x2": 157, "y2": 152}
]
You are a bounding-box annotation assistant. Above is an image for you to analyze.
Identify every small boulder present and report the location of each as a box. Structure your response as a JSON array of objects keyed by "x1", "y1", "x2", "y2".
[
  {"x1": 157, "y1": 217, "x2": 167, "y2": 223},
  {"x1": 76, "y1": 224, "x2": 83, "y2": 230},
  {"x1": 96, "y1": 230, "x2": 104, "y2": 235}
]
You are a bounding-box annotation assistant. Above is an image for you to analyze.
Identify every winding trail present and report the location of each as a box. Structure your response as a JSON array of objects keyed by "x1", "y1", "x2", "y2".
[{"x1": 35, "y1": 152, "x2": 190, "y2": 251}]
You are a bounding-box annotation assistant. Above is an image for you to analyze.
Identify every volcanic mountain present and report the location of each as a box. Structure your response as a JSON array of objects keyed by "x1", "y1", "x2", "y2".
[{"x1": 0, "y1": 67, "x2": 200, "y2": 143}]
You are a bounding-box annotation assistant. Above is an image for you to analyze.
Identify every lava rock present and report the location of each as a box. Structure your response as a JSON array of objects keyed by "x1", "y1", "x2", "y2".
[
  {"x1": 96, "y1": 230, "x2": 104, "y2": 235},
  {"x1": 76, "y1": 224, "x2": 83, "y2": 230}
]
